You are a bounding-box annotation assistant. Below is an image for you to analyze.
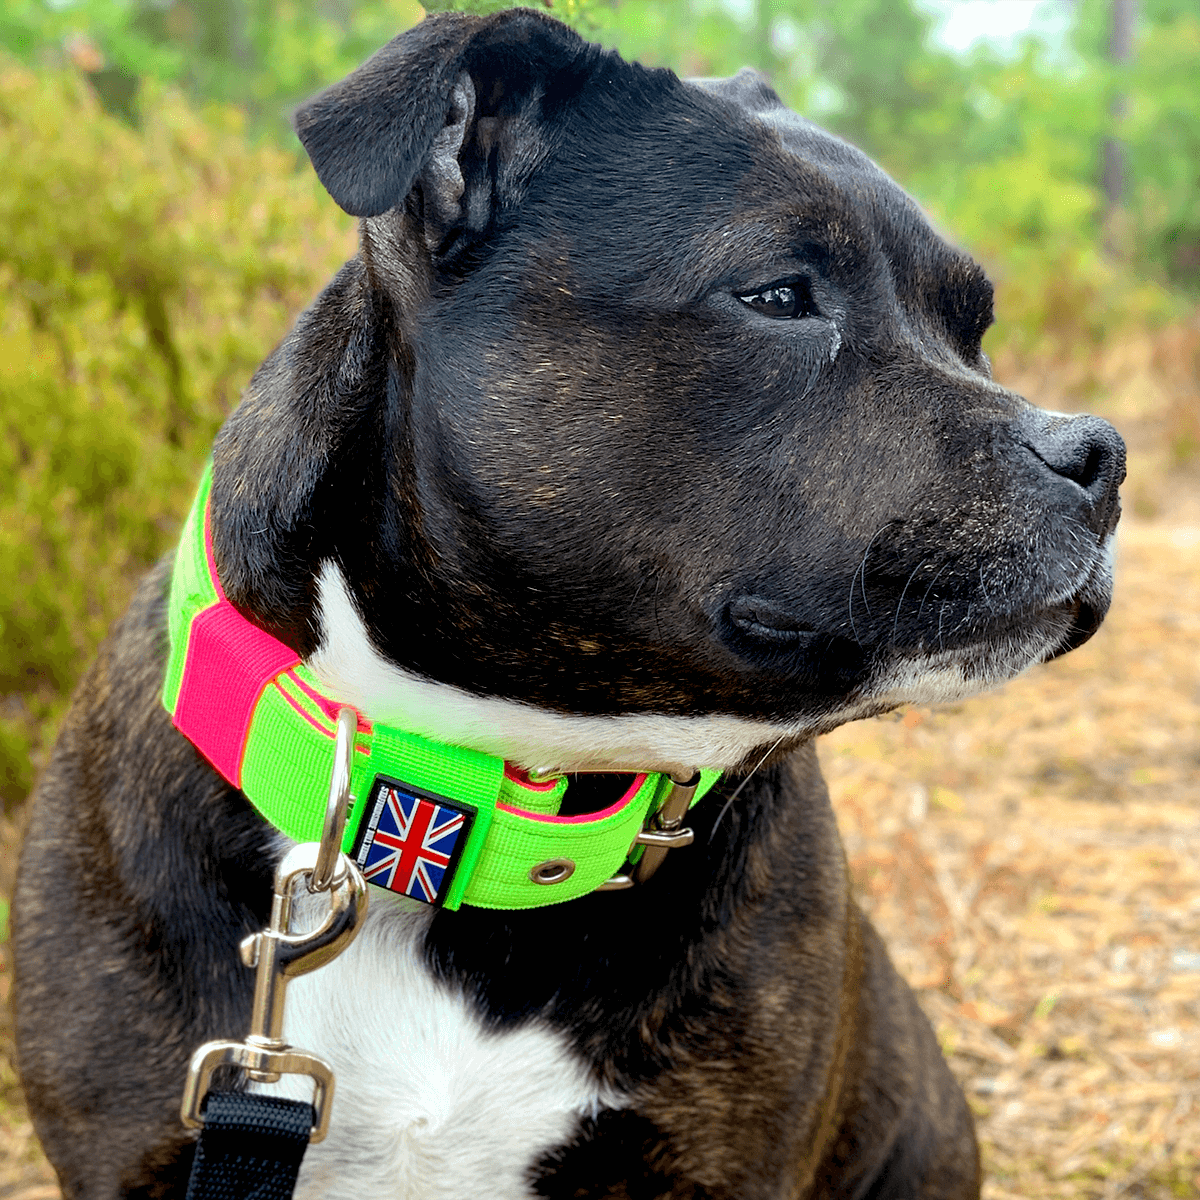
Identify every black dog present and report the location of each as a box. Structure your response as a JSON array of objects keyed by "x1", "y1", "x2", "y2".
[{"x1": 14, "y1": 10, "x2": 1124, "y2": 1199}]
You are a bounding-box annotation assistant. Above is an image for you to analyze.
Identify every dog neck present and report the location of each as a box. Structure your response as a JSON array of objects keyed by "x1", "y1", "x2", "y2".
[
  {"x1": 163, "y1": 464, "x2": 723, "y2": 910},
  {"x1": 307, "y1": 559, "x2": 811, "y2": 778}
]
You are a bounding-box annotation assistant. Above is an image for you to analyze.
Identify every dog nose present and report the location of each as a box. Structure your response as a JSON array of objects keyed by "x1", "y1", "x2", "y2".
[{"x1": 1026, "y1": 414, "x2": 1126, "y2": 535}]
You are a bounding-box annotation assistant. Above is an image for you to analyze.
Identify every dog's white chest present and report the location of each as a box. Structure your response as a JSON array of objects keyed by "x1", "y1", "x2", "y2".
[{"x1": 260, "y1": 893, "x2": 615, "y2": 1200}]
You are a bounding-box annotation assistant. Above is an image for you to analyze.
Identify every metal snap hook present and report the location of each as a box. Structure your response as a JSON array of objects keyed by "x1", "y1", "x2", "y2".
[{"x1": 180, "y1": 842, "x2": 368, "y2": 1143}]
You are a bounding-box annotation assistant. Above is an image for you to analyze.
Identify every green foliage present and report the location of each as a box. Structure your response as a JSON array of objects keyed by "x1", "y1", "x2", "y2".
[
  {"x1": 423, "y1": 0, "x2": 540, "y2": 14},
  {"x1": 2, "y1": 0, "x2": 1196, "y2": 292},
  {"x1": 0, "y1": 59, "x2": 355, "y2": 804},
  {"x1": 1, "y1": 0, "x2": 425, "y2": 136},
  {"x1": 594, "y1": 0, "x2": 945, "y2": 160},
  {"x1": 1125, "y1": 12, "x2": 1200, "y2": 288},
  {"x1": 0, "y1": 0, "x2": 1196, "y2": 807}
]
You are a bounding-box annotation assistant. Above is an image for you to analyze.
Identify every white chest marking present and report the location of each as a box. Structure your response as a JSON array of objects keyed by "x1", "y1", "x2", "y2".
[
  {"x1": 307, "y1": 560, "x2": 812, "y2": 774},
  {"x1": 255, "y1": 891, "x2": 620, "y2": 1200}
]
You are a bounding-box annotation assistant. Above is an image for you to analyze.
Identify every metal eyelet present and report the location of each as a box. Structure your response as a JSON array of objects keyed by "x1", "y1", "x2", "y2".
[{"x1": 529, "y1": 858, "x2": 575, "y2": 885}]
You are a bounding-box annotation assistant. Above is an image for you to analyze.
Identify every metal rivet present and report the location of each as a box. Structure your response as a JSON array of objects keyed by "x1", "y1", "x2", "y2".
[{"x1": 529, "y1": 858, "x2": 575, "y2": 885}]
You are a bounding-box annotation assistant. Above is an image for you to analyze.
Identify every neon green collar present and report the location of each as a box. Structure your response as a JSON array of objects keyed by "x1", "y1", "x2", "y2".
[{"x1": 162, "y1": 465, "x2": 719, "y2": 910}]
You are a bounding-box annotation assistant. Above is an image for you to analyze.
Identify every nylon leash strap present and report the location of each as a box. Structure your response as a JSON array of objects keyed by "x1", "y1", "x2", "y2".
[{"x1": 184, "y1": 1092, "x2": 314, "y2": 1200}]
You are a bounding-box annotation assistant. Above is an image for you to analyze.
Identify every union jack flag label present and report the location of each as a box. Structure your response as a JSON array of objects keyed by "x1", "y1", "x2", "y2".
[{"x1": 352, "y1": 776, "x2": 474, "y2": 906}]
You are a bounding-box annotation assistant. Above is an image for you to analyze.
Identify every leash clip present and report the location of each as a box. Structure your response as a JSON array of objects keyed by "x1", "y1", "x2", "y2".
[{"x1": 180, "y1": 840, "x2": 368, "y2": 1143}]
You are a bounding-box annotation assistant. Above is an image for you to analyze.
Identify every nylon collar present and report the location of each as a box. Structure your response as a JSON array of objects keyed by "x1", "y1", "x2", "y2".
[{"x1": 162, "y1": 465, "x2": 719, "y2": 910}]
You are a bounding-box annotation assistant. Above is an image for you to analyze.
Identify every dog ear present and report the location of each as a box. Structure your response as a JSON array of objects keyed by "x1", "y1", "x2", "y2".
[
  {"x1": 294, "y1": 10, "x2": 582, "y2": 223},
  {"x1": 213, "y1": 12, "x2": 592, "y2": 649}
]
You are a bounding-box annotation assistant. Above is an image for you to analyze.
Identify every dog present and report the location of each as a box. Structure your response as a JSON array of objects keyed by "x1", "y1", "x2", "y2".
[{"x1": 13, "y1": 9, "x2": 1125, "y2": 1199}]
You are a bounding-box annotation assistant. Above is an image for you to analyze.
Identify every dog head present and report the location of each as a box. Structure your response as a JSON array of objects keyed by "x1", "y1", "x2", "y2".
[{"x1": 209, "y1": 9, "x2": 1124, "y2": 775}]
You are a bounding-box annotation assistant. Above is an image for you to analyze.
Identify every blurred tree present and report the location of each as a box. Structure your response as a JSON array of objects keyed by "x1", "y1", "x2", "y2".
[
  {"x1": 1069, "y1": 0, "x2": 1200, "y2": 287},
  {"x1": 597, "y1": 0, "x2": 976, "y2": 177},
  {"x1": 1101, "y1": 0, "x2": 1135, "y2": 228},
  {"x1": 0, "y1": 0, "x2": 424, "y2": 134},
  {"x1": 1125, "y1": 5, "x2": 1200, "y2": 287},
  {"x1": 0, "y1": 0, "x2": 1195, "y2": 301},
  {"x1": 2, "y1": 0, "x2": 1195, "y2": 298}
]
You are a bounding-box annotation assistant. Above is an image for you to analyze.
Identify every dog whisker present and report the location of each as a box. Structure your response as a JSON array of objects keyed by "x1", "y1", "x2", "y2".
[
  {"x1": 977, "y1": 564, "x2": 994, "y2": 615},
  {"x1": 707, "y1": 732, "x2": 788, "y2": 842},
  {"x1": 848, "y1": 523, "x2": 894, "y2": 643},
  {"x1": 892, "y1": 557, "x2": 928, "y2": 645},
  {"x1": 628, "y1": 574, "x2": 646, "y2": 617},
  {"x1": 916, "y1": 562, "x2": 950, "y2": 624}
]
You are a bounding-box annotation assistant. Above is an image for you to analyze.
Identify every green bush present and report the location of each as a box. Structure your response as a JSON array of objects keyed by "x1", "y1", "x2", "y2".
[
  {"x1": 1, "y1": 25, "x2": 1192, "y2": 809},
  {"x1": 0, "y1": 60, "x2": 355, "y2": 804},
  {"x1": 913, "y1": 129, "x2": 1174, "y2": 366}
]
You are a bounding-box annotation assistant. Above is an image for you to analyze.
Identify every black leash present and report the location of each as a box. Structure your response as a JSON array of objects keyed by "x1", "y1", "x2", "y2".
[
  {"x1": 185, "y1": 1092, "x2": 314, "y2": 1200},
  {"x1": 180, "y1": 827, "x2": 367, "y2": 1200}
]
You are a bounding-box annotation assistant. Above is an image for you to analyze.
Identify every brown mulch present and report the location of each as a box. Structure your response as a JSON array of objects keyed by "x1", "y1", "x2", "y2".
[
  {"x1": 0, "y1": 335, "x2": 1197, "y2": 1198},
  {"x1": 825, "y1": 498, "x2": 1200, "y2": 1199}
]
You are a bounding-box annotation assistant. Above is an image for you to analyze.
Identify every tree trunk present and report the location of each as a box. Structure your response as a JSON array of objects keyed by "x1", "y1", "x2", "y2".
[{"x1": 1102, "y1": 0, "x2": 1136, "y2": 251}]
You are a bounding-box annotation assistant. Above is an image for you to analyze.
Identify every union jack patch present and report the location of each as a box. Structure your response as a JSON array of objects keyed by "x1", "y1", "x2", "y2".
[{"x1": 351, "y1": 777, "x2": 474, "y2": 906}]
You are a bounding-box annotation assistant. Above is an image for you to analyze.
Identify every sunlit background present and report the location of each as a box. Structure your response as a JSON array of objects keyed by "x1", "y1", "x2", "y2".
[{"x1": 0, "y1": 1, "x2": 1197, "y2": 1197}]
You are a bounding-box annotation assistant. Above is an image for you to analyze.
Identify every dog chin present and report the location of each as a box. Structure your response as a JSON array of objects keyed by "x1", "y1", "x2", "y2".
[
  {"x1": 857, "y1": 644, "x2": 1038, "y2": 717},
  {"x1": 309, "y1": 560, "x2": 996, "y2": 775},
  {"x1": 308, "y1": 539, "x2": 1115, "y2": 776},
  {"x1": 1041, "y1": 536, "x2": 1116, "y2": 660},
  {"x1": 860, "y1": 540, "x2": 1117, "y2": 714},
  {"x1": 309, "y1": 560, "x2": 814, "y2": 774}
]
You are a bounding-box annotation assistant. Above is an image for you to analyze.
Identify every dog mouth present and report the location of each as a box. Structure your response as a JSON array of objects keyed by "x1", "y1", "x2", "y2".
[
  {"x1": 726, "y1": 595, "x2": 816, "y2": 643},
  {"x1": 723, "y1": 533, "x2": 1117, "y2": 692},
  {"x1": 1040, "y1": 588, "x2": 1109, "y2": 661},
  {"x1": 1027, "y1": 525, "x2": 1117, "y2": 662}
]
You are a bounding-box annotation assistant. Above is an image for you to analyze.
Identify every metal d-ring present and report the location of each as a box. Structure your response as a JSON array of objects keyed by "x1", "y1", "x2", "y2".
[
  {"x1": 630, "y1": 769, "x2": 700, "y2": 884},
  {"x1": 597, "y1": 769, "x2": 701, "y2": 891},
  {"x1": 309, "y1": 707, "x2": 357, "y2": 893}
]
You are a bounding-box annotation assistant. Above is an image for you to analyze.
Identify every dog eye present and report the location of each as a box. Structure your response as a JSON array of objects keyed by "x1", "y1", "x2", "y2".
[{"x1": 736, "y1": 279, "x2": 819, "y2": 320}]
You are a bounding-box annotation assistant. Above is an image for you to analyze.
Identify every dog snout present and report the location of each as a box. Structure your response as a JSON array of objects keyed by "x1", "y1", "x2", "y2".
[{"x1": 1023, "y1": 414, "x2": 1126, "y2": 537}]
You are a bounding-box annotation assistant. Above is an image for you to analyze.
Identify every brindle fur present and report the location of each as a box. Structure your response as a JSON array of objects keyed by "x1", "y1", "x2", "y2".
[
  {"x1": 16, "y1": 565, "x2": 979, "y2": 1198},
  {"x1": 15, "y1": 9, "x2": 1124, "y2": 1199}
]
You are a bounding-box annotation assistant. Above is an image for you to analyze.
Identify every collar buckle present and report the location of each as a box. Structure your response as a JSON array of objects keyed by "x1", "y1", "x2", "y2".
[{"x1": 598, "y1": 769, "x2": 701, "y2": 891}]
